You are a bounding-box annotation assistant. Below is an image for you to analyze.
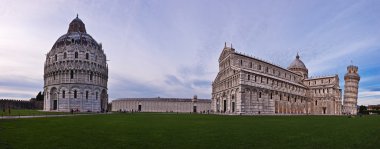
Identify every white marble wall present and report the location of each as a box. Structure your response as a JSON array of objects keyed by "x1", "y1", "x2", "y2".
[{"x1": 112, "y1": 99, "x2": 211, "y2": 113}]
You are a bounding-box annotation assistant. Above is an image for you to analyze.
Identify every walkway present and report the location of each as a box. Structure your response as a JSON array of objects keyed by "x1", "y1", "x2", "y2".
[{"x1": 0, "y1": 113, "x2": 108, "y2": 119}]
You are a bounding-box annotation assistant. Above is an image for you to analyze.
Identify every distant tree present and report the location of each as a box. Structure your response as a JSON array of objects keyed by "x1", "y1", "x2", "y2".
[
  {"x1": 358, "y1": 105, "x2": 368, "y2": 115},
  {"x1": 36, "y1": 92, "x2": 44, "y2": 101}
]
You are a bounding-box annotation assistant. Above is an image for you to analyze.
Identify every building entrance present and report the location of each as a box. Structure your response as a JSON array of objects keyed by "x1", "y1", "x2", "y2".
[
  {"x1": 223, "y1": 100, "x2": 227, "y2": 112},
  {"x1": 53, "y1": 100, "x2": 57, "y2": 110}
]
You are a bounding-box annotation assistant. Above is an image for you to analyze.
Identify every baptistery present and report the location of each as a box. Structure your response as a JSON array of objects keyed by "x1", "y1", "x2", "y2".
[{"x1": 43, "y1": 15, "x2": 108, "y2": 112}]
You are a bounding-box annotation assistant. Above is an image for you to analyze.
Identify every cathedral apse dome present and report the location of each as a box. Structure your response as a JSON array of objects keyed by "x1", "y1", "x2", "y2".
[{"x1": 43, "y1": 15, "x2": 108, "y2": 112}]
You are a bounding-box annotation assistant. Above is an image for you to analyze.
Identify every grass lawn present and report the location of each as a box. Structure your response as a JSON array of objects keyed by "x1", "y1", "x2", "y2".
[
  {"x1": 0, "y1": 109, "x2": 70, "y2": 116},
  {"x1": 0, "y1": 113, "x2": 379, "y2": 149}
]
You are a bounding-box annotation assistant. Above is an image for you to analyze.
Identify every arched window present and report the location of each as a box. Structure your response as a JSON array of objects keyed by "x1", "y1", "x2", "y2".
[
  {"x1": 258, "y1": 65, "x2": 261, "y2": 70},
  {"x1": 70, "y1": 70, "x2": 74, "y2": 79},
  {"x1": 288, "y1": 96, "x2": 290, "y2": 101},
  {"x1": 74, "y1": 90, "x2": 77, "y2": 98},
  {"x1": 64, "y1": 52, "x2": 67, "y2": 59},
  {"x1": 248, "y1": 75, "x2": 250, "y2": 80},
  {"x1": 315, "y1": 100, "x2": 317, "y2": 106},
  {"x1": 62, "y1": 90, "x2": 65, "y2": 98},
  {"x1": 249, "y1": 62, "x2": 253, "y2": 68},
  {"x1": 55, "y1": 55, "x2": 57, "y2": 61},
  {"x1": 240, "y1": 60, "x2": 243, "y2": 66},
  {"x1": 75, "y1": 52, "x2": 78, "y2": 58},
  {"x1": 86, "y1": 91, "x2": 89, "y2": 99},
  {"x1": 96, "y1": 92, "x2": 98, "y2": 100},
  {"x1": 270, "y1": 93, "x2": 273, "y2": 99},
  {"x1": 259, "y1": 92, "x2": 262, "y2": 98},
  {"x1": 86, "y1": 53, "x2": 89, "y2": 60}
]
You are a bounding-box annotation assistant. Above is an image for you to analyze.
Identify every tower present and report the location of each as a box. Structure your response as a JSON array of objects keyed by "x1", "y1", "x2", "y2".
[{"x1": 343, "y1": 65, "x2": 360, "y2": 115}]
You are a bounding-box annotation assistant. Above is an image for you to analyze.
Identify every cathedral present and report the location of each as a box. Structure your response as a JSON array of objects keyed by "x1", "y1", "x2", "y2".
[
  {"x1": 43, "y1": 15, "x2": 109, "y2": 112},
  {"x1": 211, "y1": 43, "x2": 360, "y2": 115}
]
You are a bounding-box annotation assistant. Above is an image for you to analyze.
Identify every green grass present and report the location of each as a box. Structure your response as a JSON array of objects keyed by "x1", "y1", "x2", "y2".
[
  {"x1": 0, "y1": 113, "x2": 379, "y2": 149},
  {"x1": 0, "y1": 109, "x2": 69, "y2": 116}
]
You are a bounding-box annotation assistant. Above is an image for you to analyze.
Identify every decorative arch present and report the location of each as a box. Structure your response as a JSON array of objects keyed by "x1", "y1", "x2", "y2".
[{"x1": 50, "y1": 87, "x2": 58, "y2": 110}]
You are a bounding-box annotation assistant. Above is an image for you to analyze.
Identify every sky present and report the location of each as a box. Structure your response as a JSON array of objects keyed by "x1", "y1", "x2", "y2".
[{"x1": 0, "y1": 0, "x2": 379, "y2": 105}]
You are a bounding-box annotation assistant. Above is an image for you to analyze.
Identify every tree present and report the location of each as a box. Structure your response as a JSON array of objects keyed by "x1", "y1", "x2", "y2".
[
  {"x1": 358, "y1": 105, "x2": 368, "y2": 115},
  {"x1": 36, "y1": 92, "x2": 44, "y2": 101}
]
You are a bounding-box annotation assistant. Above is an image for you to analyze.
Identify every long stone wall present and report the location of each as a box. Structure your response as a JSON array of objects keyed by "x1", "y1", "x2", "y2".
[
  {"x1": 0, "y1": 99, "x2": 42, "y2": 110},
  {"x1": 112, "y1": 97, "x2": 211, "y2": 113}
]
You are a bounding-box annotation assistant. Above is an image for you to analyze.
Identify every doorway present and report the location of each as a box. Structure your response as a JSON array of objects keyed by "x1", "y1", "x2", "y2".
[
  {"x1": 138, "y1": 105, "x2": 142, "y2": 111},
  {"x1": 193, "y1": 106, "x2": 197, "y2": 113},
  {"x1": 100, "y1": 90, "x2": 108, "y2": 112},
  {"x1": 223, "y1": 100, "x2": 227, "y2": 112},
  {"x1": 232, "y1": 102, "x2": 235, "y2": 112},
  {"x1": 53, "y1": 100, "x2": 57, "y2": 110},
  {"x1": 50, "y1": 87, "x2": 58, "y2": 111}
]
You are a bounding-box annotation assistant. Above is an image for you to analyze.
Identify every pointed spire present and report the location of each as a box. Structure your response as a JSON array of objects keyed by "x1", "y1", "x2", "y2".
[
  {"x1": 224, "y1": 42, "x2": 226, "y2": 48},
  {"x1": 296, "y1": 52, "x2": 300, "y2": 59},
  {"x1": 76, "y1": 13, "x2": 79, "y2": 18},
  {"x1": 231, "y1": 43, "x2": 233, "y2": 49}
]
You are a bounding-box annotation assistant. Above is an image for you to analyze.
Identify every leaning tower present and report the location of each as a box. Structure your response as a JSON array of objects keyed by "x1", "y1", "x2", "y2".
[{"x1": 343, "y1": 65, "x2": 360, "y2": 115}]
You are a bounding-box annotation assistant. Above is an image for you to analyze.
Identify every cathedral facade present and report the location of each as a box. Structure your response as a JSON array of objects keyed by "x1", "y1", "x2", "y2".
[
  {"x1": 43, "y1": 16, "x2": 108, "y2": 112},
  {"x1": 211, "y1": 44, "x2": 360, "y2": 115}
]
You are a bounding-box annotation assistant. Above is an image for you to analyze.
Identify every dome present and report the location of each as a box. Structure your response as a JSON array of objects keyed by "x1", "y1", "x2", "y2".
[
  {"x1": 67, "y1": 14, "x2": 86, "y2": 33},
  {"x1": 51, "y1": 15, "x2": 100, "y2": 50},
  {"x1": 288, "y1": 53, "x2": 307, "y2": 71}
]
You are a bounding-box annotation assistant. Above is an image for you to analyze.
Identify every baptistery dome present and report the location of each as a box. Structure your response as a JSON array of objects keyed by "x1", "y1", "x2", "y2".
[{"x1": 43, "y1": 15, "x2": 108, "y2": 112}]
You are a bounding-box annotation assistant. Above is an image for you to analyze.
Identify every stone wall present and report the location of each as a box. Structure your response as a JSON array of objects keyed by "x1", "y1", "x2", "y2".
[
  {"x1": 112, "y1": 97, "x2": 211, "y2": 113},
  {"x1": 0, "y1": 99, "x2": 43, "y2": 110}
]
